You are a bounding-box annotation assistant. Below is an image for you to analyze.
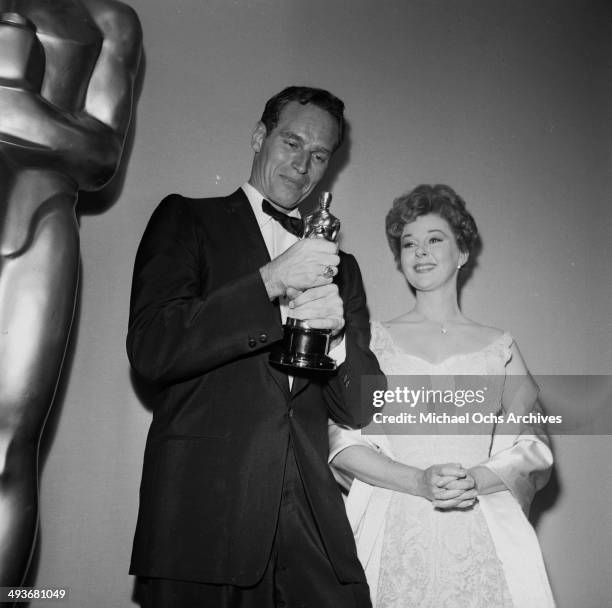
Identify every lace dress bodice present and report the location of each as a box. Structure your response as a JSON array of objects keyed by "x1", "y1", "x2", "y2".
[{"x1": 370, "y1": 320, "x2": 514, "y2": 469}]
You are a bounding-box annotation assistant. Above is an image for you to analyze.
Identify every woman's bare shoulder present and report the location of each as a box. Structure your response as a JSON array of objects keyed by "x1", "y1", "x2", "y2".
[{"x1": 459, "y1": 320, "x2": 507, "y2": 349}]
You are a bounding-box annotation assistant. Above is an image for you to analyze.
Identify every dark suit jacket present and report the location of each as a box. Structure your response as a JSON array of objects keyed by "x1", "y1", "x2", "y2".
[{"x1": 127, "y1": 188, "x2": 382, "y2": 586}]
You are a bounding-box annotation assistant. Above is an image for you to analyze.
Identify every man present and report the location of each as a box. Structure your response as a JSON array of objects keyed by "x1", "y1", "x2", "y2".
[{"x1": 128, "y1": 86, "x2": 382, "y2": 607}]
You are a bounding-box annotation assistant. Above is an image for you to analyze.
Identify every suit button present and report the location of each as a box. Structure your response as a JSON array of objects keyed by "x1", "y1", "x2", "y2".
[
  {"x1": 259, "y1": 333, "x2": 268, "y2": 343},
  {"x1": 288, "y1": 408, "x2": 294, "y2": 418},
  {"x1": 343, "y1": 373, "x2": 350, "y2": 387},
  {"x1": 248, "y1": 337, "x2": 257, "y2": 347}
]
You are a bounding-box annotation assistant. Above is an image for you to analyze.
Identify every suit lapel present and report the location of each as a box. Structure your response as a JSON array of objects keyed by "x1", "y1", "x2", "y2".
[
  {"x1": 290, "y1": 374, "x2": 309, "y2": 398},
  {"x1": 224, "y1": 189, "x2": 292, "y2": 398},
  {"x1": 224, "y1": 189, "x2": 270, "y2": 270}
]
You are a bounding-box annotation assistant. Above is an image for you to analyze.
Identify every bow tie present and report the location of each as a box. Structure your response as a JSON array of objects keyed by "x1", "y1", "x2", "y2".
[{"x1": 262, "y1": 200, "x2": 303, "y2": 238}]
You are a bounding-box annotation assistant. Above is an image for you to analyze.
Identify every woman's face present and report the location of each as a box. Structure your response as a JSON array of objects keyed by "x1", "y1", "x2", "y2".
[{"x1": 399, "y1": 213, "x2": 468, "y2": 292}]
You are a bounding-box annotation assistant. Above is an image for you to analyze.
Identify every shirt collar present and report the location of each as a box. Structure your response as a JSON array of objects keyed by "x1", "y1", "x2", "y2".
[{"x1": 241, "y1": 182, "x2": 300, "y2": 230}]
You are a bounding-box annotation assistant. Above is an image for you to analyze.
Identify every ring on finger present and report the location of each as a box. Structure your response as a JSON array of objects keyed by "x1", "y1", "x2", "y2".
[{"x1": 323, "y1": 265, "x2": 334, "y2": 278}]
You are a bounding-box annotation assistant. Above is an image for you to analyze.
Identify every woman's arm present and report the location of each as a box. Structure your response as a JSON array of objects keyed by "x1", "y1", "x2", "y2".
[
  {"x1": 473, "y1": 340, "x2": 554, "y2": 510},
  {"x1": 332, "y1": 444, "x2": 477, "y2": 509},
  {"x1": 467, "y1": 465, "x2": 507, "y2": 495}
]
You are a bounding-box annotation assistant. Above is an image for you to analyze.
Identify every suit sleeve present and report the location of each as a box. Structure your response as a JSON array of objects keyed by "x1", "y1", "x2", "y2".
[
  {"x1": 126, "y1": 195, "x2": 282, "y2": 384},
  {"x1": 324, "y1": 253, "x2": 385, "y2": 428}
]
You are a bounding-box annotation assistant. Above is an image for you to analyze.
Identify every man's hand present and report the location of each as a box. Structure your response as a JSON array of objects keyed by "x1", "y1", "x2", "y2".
[
  {"x1": 259, "y1": 238, "x2": 339, "y2": 300},
  {"x1": 288, "y1": 283, "x2": 344, "y2": 335}
]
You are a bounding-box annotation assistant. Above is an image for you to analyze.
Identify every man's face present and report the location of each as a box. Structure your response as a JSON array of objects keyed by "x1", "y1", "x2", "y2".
[{"x1": 249, "y1": 101, "x2": 339, "y2": 211}]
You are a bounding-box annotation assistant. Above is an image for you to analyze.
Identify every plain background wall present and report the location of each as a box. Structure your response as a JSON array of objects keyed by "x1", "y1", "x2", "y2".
[{"x1": 30, "y1": 1, "x2": 610, "y2": 606}]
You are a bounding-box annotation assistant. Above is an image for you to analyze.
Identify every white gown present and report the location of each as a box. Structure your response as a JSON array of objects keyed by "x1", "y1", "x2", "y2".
[{"x1": 329, "y1": 321, "x2": 556, "y2": 608}]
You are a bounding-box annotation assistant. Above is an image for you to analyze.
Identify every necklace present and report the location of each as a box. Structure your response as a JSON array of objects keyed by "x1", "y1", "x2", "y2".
[{"x1": 416, "y1": 314, "x2": 460, "y2": 335}]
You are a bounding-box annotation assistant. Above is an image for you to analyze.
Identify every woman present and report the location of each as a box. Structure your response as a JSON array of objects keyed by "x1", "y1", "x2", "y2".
[{"x1": 329, "y1": 185, "x2": 555, "y2": 607}]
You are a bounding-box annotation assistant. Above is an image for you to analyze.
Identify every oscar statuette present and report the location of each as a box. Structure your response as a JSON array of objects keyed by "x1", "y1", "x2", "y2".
[{"x1": 270, "y1": 191, "x2": 341, "y2": 371}]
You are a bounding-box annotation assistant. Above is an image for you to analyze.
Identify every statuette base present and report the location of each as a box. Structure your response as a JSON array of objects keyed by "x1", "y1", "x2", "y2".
[{"x1": 270, "y1": 318, "x2": 336, "y2": 372}]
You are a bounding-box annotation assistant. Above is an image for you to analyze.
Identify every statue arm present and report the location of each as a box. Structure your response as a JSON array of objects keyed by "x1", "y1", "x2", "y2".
[
  {"x1": 81, "y1": 0, "x2": 143, "y2": 136},
  {"x1": 0, "y1": 1, "x2": 142, "y2": 189}
]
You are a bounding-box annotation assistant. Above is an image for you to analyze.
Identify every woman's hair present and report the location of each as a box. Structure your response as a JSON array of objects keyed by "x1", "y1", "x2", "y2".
[{"x1": 385, "y1": 184, "x2": 479, "y2": 269}]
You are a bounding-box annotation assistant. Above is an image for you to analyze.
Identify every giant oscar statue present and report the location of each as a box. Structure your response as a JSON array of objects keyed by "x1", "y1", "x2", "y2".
[{"x1": 0, "y1": 0, "x2": 142, "y2": 586}]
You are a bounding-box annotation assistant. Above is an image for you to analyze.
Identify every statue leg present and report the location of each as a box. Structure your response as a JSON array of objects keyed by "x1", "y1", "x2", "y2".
[{"x1": 0, "y1": 198, "x2": 79, "y2": 586}]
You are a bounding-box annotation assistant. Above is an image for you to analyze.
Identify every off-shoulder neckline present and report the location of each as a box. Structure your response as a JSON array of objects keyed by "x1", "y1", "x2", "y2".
[{"x1": 372, "y1": 320, "x2": 513, "y2": 367}]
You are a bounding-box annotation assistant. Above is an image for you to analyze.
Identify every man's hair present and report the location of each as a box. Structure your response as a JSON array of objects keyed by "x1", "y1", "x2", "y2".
[
  {"x1": 385, "y1": 184, "x2": 479, "y2": 270},
  {"x1": 260, "y1": 86, "x2": 346, "y2": 150}
]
